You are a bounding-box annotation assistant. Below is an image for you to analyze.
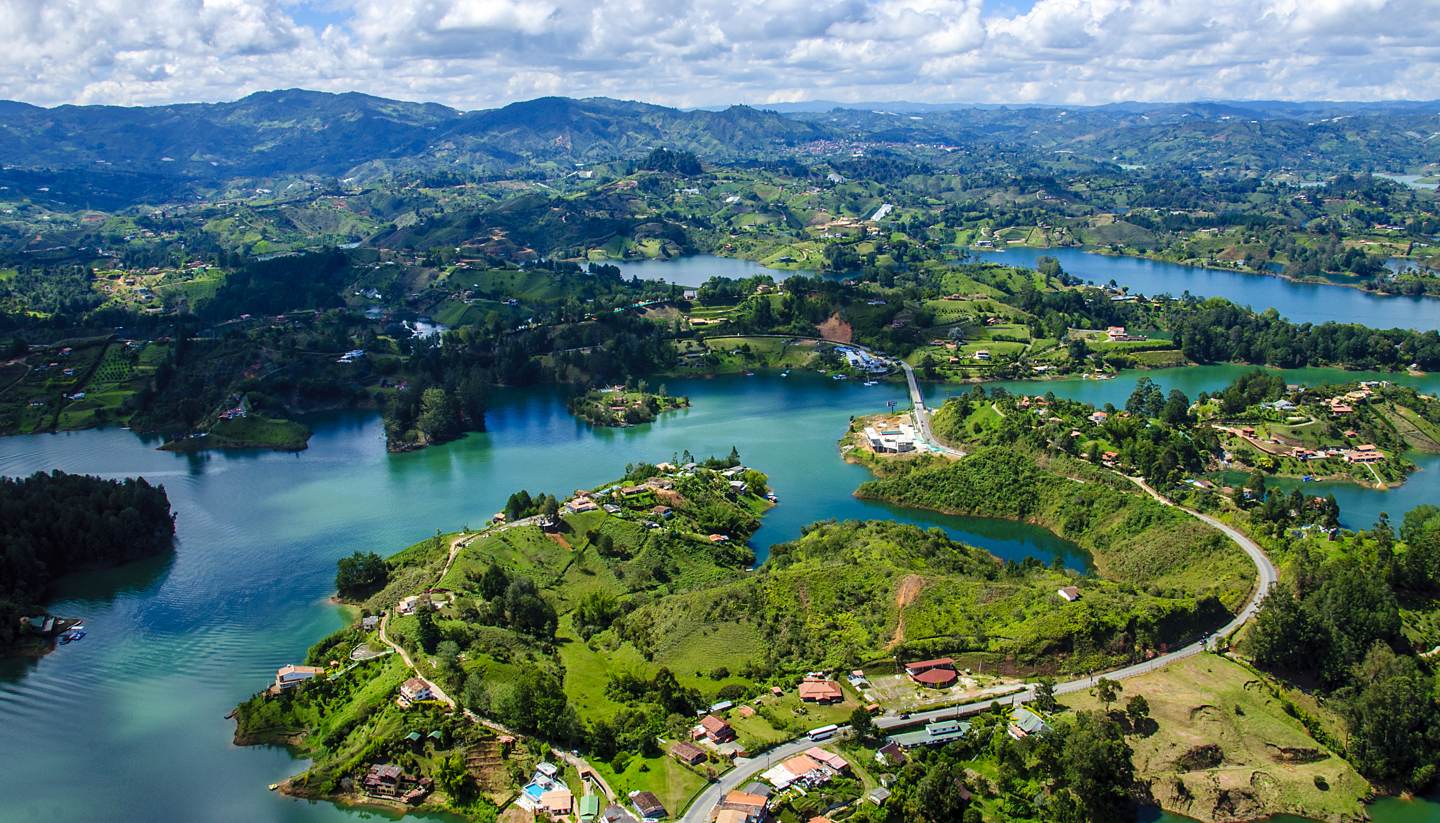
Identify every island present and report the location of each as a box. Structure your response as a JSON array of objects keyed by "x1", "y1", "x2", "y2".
[
  {"x1": 1, "y1": 470, "x2": 175, "y2": 656},
  {"x1": 567, "y1": 386, "x2": 689, "y2": 427}
]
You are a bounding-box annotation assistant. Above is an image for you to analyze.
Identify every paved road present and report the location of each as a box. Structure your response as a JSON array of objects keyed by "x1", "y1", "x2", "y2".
[
  {"x1": 895, "y1": 358, "x2": 966, "y2": 458},
  {"x1": 872, "y1": 477, "x2": 1278, "y2": 733},
  {"x1": 680, "y1": 735, "x2": 840, "y2": 823}
]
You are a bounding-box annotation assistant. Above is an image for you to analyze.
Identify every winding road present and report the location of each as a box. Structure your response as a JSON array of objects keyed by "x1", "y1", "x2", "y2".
[{"x1": 680, "y1": 467, "x2": 1278, "y2": 821}]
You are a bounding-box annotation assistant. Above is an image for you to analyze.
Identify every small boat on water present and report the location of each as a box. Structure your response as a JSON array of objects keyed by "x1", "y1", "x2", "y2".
[
  {"x1": 745, "y1": 371, "x2": 755, "y2": 376},
  {"x1": 780, "y1": 371, "x2": 789, "y2": 377},
  {"x1": 863, "y1": 380, "x2": 878, "y2": 386},
  {"x1": 58, "y1": 628, "x2": 86, "y2": 644},
  {"x1": 832, "y1": 374, "x2": 847, "y2": 380}
]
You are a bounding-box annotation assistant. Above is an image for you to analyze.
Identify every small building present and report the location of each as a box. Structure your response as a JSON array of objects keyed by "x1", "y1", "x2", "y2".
[
  {"x1": 670, "y1": 740, "x2": 706, "y2": 765},
  {"x1": 805, "y1": 747, "x2": 848, "y2": 772},
  {"x1": 887, "y1": 719, "x2": 971, "y2": 749},
  {"x1": 866, "y1": 787, "x2": 891, "y2": 806},
  {"x1": 603, "y1": 804, "x2": 640, "y2": 823},
  {"x1": 630, "y1": 790, "x2": 669, "y2": 822},
  {"x1": 875, "y1": 741, "x2": 908, "y2": 766},
  {"x1": 274, "y1": 664, "x2": 325, "y2": 691},
  {"x1": 539, "y1": 787, "x2": 574, "y2": 818},
  {"x1": 696, "y1": 714, "x2": 736, "y2": 743},
  {"x1": 713, "y1": 790, "x2": 768, "y2": 823},
  {"x1": 579, "y1": 794, "x2": 602, "y2": 822},
  {"x1": 1008, "y1": 706, "x2": 1053, "y2": 739},
  {"x1": 904, "y1": 657, "x2": 958, "y2": 688},
  {"x1": 361, "y1": 615, "x2": 380, "y2": 630},
  {"x1": 1057, "y1": 586, "x2": 1081, "y2": 602},
  {"x1": 400, "y1": 677, "x2": 433, "y2": 703},
  {"x1": 797, "y1": 679, "x2": 843, "y2": 703}
]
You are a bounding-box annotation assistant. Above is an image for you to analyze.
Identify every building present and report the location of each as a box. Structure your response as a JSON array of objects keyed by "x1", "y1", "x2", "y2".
[
  {"x1": 274, "y1": 664, "x2": 324, "y2": 691},
  {"x1": 797, "y1": 679, "x2": 843, "y2": 703},
  {"x1": 1057, "y1": 586, "x2": 1081, "y2": 602},
  {"x1": 875, "y1": 741, "x2": 908, "y2": 766},
  {"x1": 762, "y1": 753, "x2": 836, "y2": 790},
  {"x1": 695, "y1": 713, "x2": 736, "y2": 743},
  {"x1": 866, "y1": 787, "x2": 891, "y2": 806},
  {"x1": 630, "y1": 790, "x2": 669, "y2": 822},
  {"x1": 579, "y1": 794, "x2": 602, "y2": 823},
  {"x1": 804, "y1": 747, "x2": 848, "y2": 772},
  {"x1": 887, "y1": 719, "x2": 971, "y2": 749},
  {"x1": 711, "y1": 790, "x2": 767, "y2": 823},
  {"x1": 1008, "y1": 706, "x2": 1053, "y2": 739},
  {"x1": 400, "y1": 677, "x2": 433, "y2": 703},
  {"x1": 904, "y1": 658, "x2": 958, "y2": 688},
  {"x1": 864, "y1": 423, "x2": 918, "y2": 453},
  {"x1": 363, "y1": 764, "x2": 405, "y2": 797},
  {"x1": 670, "y1": 740, "x2": 707, "y2": 765},
  {"x1": 539, "y1": 788, "x2": 574, "y2": 818},
  {"x1": 603, "y1": 804, "x2": 640, "y2": 823},
  {"x1": 567, "y1": 496, "x2": 599, "y2": 514},
  {"x1": 1346, "y1": 444, "x2": 1384, "y2": 464}
]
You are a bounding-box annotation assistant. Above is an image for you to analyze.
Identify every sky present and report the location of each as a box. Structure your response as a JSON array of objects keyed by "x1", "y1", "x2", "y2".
[{"x1": 3, "y1": 0, "x2": 1439, "y2": 110}]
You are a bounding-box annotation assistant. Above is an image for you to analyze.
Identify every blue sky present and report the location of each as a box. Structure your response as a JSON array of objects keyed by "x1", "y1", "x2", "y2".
[{"x1": 4, "y1": 0, "x2": 1438, "y2": 109}]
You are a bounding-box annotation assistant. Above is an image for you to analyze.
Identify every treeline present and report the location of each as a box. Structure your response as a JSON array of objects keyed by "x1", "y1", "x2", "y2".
[
  {"x1": 1, "y1": 470, "x2": 175, "y2": 647},
  {"x1": 1248, "y1": 508, "x2": 1440, "y2": 789}
]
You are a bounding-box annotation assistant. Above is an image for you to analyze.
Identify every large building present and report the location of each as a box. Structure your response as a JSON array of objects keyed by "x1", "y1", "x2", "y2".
[
  {"x1": 863, "y1": 423, "x2": 917, "y2": 453},
  {"x1": 903, "y1": 657, "x2": 958, "y2": 688}
]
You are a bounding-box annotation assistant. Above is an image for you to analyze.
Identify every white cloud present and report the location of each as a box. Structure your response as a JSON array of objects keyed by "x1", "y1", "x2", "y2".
[{"x1": 0, "y1": 0, "x2": 1438, "y2": 108}]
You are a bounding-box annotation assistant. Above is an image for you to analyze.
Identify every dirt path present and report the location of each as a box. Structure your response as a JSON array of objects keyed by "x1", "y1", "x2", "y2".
[{"x1": 889, "y1": 574, "x2": 926, "y2": 648}]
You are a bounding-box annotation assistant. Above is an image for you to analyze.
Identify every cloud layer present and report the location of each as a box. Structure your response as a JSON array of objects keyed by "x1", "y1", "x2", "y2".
[{"x1": 4, "y1": 0, "x2": 1439, "y2": 108}]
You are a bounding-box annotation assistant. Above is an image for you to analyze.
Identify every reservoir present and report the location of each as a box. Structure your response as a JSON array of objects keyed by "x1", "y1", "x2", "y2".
[
  {"x1": 974, "y1": 246, "x2": 1440, "y2": 331},
  {"x1": 2, "y1": 369, "x2": 1438, "y2": 821}
]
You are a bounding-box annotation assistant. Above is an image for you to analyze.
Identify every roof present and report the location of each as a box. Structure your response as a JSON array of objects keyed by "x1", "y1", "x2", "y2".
[
  {"x1": 369, "y1": 763, "x2": 403, "y2": 780},
  {"x1": 797, "y1": 680, "x2": 843, "y2": 701},
  {"x1": 670, "y1": 741, "x2": 705, "y2": 761},
  {"x1": 276, "y1": 664, "x2": 324, "y2": 680},
  {"x1": 720, "y1": 790, "x2": 767, "y2": 814},
  {"x1": 540, "y1": 788, "x2": 574, "y2": 813},
  {"x1": 580, "y1": 794, "x2": 601, "y2": 815},
  {"x1": 715, "y1": 811, "x2": 748, "y2": 823},
  {"x1": 781, "y1": 753, "x2": 824, "y2": 777},
  {"x1": 700, "y1": 714, "x2": 732, "y2": 735},
  {"x1": 603, "y1": 804, "x2": 640, "y2": 823},
  {"x1": 903, "y1": 657, "x2": 955, "y2": 672},
  {"x1": 804, "y1": 747, "x2": 848, "y2": 771},
  {"x1": 631, "y1": 791, "x2": 667, "y2": 816},
  {"x1": 911, "y1": 667, "x2": 957, "y2": 685},
  {"x1": 886, "y1": 719, "x2": 971, "y2": 748}
]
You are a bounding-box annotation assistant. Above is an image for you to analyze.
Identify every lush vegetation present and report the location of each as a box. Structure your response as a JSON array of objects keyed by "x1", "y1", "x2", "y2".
[
  {"x1": 0, "y1": 470, "x2": 175, "y2": 649},
  {"x1": 567, "y1": 386, "x2": 688, "y2": 427}
]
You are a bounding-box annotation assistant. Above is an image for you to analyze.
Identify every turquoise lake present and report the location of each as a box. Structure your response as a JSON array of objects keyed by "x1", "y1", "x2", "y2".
[{"x1": 3, "y1": 365, "x2": 1440, "y2": 820}]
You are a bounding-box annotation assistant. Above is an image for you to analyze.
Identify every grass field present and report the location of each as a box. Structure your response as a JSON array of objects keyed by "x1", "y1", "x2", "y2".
[
  {"x1": 591, "y1": 753, "x2": 709, "y2": 817},
  {"x1": 1060, "y1": 654, "x2": 1368, "y2": 823}
]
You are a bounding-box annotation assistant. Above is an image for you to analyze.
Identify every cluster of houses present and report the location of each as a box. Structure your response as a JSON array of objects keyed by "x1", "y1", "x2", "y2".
[
  {"x1": 835, "y1": 345, "x2": 890, "y2": 375},
  {"x1": 760, "y1": 747, "x2": 850, "y2": 790},
  {"x1": 881, "y1": 706, "x2": 1051, "y2": 753}
]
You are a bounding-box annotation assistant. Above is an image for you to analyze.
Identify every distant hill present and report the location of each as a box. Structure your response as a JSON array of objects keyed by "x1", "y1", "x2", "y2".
[{"x1": 2, "y1": 90, "x2": 1438, "y2": 208}]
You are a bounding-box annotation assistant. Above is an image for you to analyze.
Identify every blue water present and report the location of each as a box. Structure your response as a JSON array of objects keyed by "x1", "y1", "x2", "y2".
[
  {"x1": 975, "y1": 247, "x2": 1440, "y2": 331},
  {"x1": 609, "y1": 254, "x2": 798, "y2": 285}
]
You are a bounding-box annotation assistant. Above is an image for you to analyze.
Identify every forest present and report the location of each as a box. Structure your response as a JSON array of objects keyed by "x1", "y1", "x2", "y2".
[{"x1": 0, "y1": 470, "x2": 175, "y2": 648}]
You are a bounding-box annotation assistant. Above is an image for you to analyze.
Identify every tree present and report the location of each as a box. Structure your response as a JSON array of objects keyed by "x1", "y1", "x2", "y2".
[
  {"x1": 1249, "y1": 587, "x2": 1324, "y2": 674},
  {"x1": 1054, "y1": 712, "x2": 1135, "y2": 822},
  {"x1": 334, "y1": 551, "x2": 388, "y2": 599},
  {"x1": 1340, "y1": 643, "x2": 1440, "y2": 787},
  {"x1": 1125, "y1": 694, "x2": 1150, "y2": 730},
  {"x1": 850, "y1": 706, "x2": 879, "y2": 745},
  {"x1": 415, "y1": 608, "x2": 440, "y2": 653},
  {"x1": 479, "y1": 562, "x2": 510, "y2": 600},
  {"x1": 1033, "y1": 677, "x2": 1059, "y2": 713},
  {"x1": 417, "y1": 387, "x2": 462, "y2": 442},
  {"x1": 1094, "y1": 677, "x2": 1121, "y2": 712}
]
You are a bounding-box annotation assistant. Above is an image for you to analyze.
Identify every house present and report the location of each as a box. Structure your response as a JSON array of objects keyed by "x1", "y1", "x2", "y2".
[
  {"x1": 697, "y1": 714, "x2": 736, "y2": 743},
  {"x1": 1089, "y1": 411, "x2": 1109, "y2": 424},
  {"x1": 805, "y1": 747, "x2": 848, "y2": 772},
  {"x1": 762, "y1": 753, "x2": 834, "y2": 789},
  {"x1": 274, "y1": 664, "x2": 324, "y2": 691},
  {"x1": 888, "y1": 719, "x2": 971, "y2": 749},
  {"x1": 361, "y1": 615, "x2": 380, "y2": 630},
  {"x1": 397, "y1": 595, "x2": 420, "y2": 615},
  {"x1": 363, "y1": 764, "x2": 405, "y2": 797},
  {"x1": 580, "y1": 794, "x2": 602, "y2": 823},
  {"x1": 1008, "y1": 706, "x2": 1053, "y2": 739},
  {"x1": 712, "y1": 790, "x2": 768, "y2": 823},
  {"x1": 866, "y1": 787, "x2": 891, "y2": 806},
  {"x1": 630, "y1": 790, "x2": 668, "y2": 822},
  {"x1": 875, "y1": 741, "x2": 908, "y2": 766},
  {"x1": 1057, "y1": 586, "x2": 1081, "y2": 602},
  {"x1": 539, "y1": 788, "x2": 574, "y2": 818},
  {"x1": 904, "y1": 657, "x2": 958, "y2": 688},
  {"x1": 1346, "y1": 445, "x2": 1384, "y2": 464},
  {"x1": 973, "y1": 349, "x2": 992, "y2": 361},
  {"x1": 567, "y1": 496, "x2": 599, "y2": 514},
  {"x1": 797, "y1": 679, "x2": 843, "y2": 703},
  {"x1": 400, "y1": 677, "x2": 433, "y2": 703},
  {"x1": 670, "y1": 740, "x2": 707, "y2": 765}
]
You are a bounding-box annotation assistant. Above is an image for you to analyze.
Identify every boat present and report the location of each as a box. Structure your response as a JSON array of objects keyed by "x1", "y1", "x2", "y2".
[
  {"x1": 745, "y1": 371, "x2": 755, "y2": 377},
  {"x1": 780, "y1": 371, "x2": 789, "y2": 377},
  {"x1": 863, "y1": 380, "x2": 878, "y2": 386},
  {"x1": 832, "y1": 374, "x2": 847, "y2": 380}
]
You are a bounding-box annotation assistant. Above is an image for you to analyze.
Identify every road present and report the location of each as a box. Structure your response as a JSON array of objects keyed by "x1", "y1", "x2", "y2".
[
  {"x1": 896, "y1": 358, "x2": 966, "y2": 458},
  {"x1": 871, "y1": 476, "x2": 1277, "y2": 733}
]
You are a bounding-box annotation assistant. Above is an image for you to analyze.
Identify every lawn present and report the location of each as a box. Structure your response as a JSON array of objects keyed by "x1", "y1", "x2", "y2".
[
  {"x1": 1060, "y1": 654, "x2": 1368, "y2": 823},
  {"x1": 591, "y1": 753, "x2": 708, "y2": 818}
]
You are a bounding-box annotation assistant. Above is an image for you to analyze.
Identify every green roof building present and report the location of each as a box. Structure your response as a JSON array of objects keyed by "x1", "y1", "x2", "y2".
[
  {"x1": 579, "y1": 793, "x2": 601, "y2": 822},
  {"x1": 886, "y1": 719, "x2": 971, "y2": 749}
]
